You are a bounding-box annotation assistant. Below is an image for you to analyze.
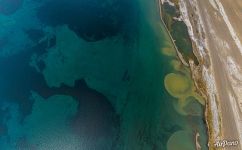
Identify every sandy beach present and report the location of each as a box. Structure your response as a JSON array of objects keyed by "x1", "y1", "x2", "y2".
[{"x1": 177, "y1": 0, "x2": 242, "y2": 149}]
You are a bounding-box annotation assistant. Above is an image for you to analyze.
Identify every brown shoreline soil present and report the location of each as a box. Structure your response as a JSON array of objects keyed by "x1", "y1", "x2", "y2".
[
  {"x1": 179, "y1": 0, "x2": 242, "y2": 150},
  {"x1": 159, "y1": 0, "x2": 210, "y2": 149}
]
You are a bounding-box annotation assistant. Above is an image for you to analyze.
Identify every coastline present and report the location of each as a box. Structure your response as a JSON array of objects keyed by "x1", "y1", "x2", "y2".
[
  {"x1": 177, "y1": 0, "x2": 221, "y2": 148},
  {"x1": 158, "y1": 0, "x2": 209, "y2": 149},
  {"x1": 179, "y1": 0, "x2": 242, "y2": 150},
  {"x1": 158, "y1": 0, "x2": 189, "y2": 67},
  {"x1": 161, "y1": 0, "x2": 242, "y2": 150}
]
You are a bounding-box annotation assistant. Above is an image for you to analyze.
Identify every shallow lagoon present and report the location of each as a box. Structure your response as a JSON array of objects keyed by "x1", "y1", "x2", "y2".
[{"x1": 0, "y1": 0, "x2": 207, "y2": 149}]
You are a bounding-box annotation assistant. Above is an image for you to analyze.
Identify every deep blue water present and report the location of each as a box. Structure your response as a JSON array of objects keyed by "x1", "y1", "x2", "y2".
[
  {"x1": 37, "y1": 0, "x2": 137, "y2": 41},
  {"x1": 0, "y1": 0, "x2": 208, "y2": 149},
  {"x1": 0, "y1": 0, "x2": 136, "y2": 149}
]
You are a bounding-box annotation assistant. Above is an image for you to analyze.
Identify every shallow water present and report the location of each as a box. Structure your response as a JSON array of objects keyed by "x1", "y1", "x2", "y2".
[
  {"x1": 0, "y1": 0, "x2": 207, "y2": 149},
  {"x1": 161, "y1": 2, "x2": 199, "y2": 64}
]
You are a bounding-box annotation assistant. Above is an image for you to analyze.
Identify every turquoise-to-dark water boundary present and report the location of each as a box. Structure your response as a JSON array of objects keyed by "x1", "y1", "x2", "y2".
[{"x1": 0, "y1": 0, "x2": 207, "y2": 149}]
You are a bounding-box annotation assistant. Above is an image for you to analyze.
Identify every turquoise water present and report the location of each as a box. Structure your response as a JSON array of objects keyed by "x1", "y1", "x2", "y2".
[{"x1": 0, "y1": 0, "x2": 207, "y2": 149}]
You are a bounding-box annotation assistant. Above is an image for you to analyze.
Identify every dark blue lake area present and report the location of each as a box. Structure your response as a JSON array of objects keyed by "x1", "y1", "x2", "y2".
[
  {"x1": 0, "y1": 0, "x2": 138, "y2": 149},
  {"x1": 37, "y1": 0, "x2": 137, "y2": 41}
]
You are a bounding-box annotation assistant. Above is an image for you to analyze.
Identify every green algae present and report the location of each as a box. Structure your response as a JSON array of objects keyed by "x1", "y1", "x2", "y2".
[
  {"x1": 167, "y1": 130, "x2": 195, "y2": 150},
  {"x1": 164, "y1": 73, "x2": 191, "y2": 98}
]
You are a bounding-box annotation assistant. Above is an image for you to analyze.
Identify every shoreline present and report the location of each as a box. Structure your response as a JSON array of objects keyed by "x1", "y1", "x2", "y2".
[
  {"x1": 158, "y1": 0, "x2": 189, "y2": 67},
  {"x1": 177, "y1": 0, "x2": 221, "y2": 149},
  {"x1": 176, "y1": 0, "x2": 242, "y2": 150},
  {"x1": 158, "y1": 0, "x2": 209, "y2": 149}
]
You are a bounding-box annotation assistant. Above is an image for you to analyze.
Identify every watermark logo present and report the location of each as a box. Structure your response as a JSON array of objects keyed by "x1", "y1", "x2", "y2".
[{"x1": 214, "y1": 140, "x2": 239, "y2": 148}]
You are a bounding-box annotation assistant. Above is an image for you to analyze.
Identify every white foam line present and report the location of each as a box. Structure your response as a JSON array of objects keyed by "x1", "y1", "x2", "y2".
[{"x1": 214, "y1": 0, "x2": 242, "y2": 55}]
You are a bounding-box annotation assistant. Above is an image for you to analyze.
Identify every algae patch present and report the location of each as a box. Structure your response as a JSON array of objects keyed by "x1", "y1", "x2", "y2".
[
  {"x1": 167, "y1": 130, "x2": 195, "y2": 150},
  {"x1": 164, "y1": 73, "x2": 191, "y2": 98}
]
